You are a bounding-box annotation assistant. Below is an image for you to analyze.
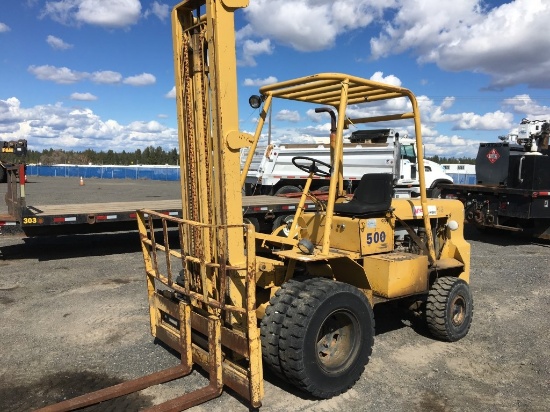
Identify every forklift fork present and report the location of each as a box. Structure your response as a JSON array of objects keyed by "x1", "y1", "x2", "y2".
[{"x1": 36, "y1": 210, "x2": 262, "y2": 411}]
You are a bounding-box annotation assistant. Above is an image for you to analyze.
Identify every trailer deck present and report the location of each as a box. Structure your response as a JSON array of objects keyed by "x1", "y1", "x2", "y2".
[{"x1": 1, "y1": 174, "x2": 312, "y2": 236}]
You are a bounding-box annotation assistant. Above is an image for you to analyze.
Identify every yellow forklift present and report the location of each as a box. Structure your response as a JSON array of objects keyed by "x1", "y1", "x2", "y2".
[{"x1": 38, "y1": 1, "x2": 472, "y2": 410}]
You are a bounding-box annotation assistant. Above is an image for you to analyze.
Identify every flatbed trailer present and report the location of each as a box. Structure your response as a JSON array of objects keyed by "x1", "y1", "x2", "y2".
[
  {"x1": 1, "y1": 165, "x2": 314, "y2": 236},
  {"x1": 440, "y1": 182, "x2": 550, "y2": 239}
]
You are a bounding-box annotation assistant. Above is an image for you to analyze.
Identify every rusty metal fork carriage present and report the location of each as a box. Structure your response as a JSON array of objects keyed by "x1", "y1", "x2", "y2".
[{"x1": 37, "y1": 210, "x2": 262, "y2": 412}]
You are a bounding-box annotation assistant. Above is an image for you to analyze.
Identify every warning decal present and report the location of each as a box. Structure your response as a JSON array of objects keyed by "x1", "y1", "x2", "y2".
[
  {"x1": 413, "y1": 205, "x2": 437, "y2": 217},
  {"x1": 487, "y1": 148, "x2": 500, "y2": 164}
]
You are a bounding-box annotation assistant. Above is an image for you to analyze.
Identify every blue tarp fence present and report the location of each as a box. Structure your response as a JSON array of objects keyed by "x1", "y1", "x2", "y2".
[
  {"x1": 25, "y1": 165, "x2": 181, "y2": 181},
  {"x1": 448, "y1": 173, "x2": 476, "y2": 185},
  {"x1": 26, "y1": 165, "x2": 477, "y2": 185}
]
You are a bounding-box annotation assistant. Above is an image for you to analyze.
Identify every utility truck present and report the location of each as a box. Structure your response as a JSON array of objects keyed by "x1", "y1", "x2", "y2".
[
  {"x1": 39, "y1": 1, "x2": 472, "y2": 411},
  {"x1": 242, "y1": 127, "x2": 453, "y2": 198},
  {"x1": 441, "y1": 118, "x2": 550, "y2": 239}
]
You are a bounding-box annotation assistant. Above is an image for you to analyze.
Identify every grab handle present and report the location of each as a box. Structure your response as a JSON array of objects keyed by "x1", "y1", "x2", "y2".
[{"x1": 518, "y1": 156, "x2": 525, "y2": 183}]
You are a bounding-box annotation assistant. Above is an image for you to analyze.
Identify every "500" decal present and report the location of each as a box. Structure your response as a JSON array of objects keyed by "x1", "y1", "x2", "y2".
[{"x1": 366, "y1": 231, "x2": 386, "y2": 244}]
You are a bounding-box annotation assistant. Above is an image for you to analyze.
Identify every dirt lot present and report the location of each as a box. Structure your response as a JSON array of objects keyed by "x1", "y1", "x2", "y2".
[{"x1": 0, "y1": 178, "x2": 549, "y2": 411}]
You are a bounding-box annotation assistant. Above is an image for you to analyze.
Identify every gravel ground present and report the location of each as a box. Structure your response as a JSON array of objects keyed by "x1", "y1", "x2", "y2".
[{"x1": 0, "y1": 178, "x2": 549, "y2": 411}]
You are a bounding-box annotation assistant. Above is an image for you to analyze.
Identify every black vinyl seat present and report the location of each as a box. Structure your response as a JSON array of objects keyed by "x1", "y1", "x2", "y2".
[{"x1": 333, "y1": 173, "x2": 393, "y2": 217}]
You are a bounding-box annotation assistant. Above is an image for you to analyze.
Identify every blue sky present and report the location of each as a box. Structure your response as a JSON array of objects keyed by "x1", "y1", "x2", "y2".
[{"x1": 1, "y1": 0, "x2": 549, "y2": 158}]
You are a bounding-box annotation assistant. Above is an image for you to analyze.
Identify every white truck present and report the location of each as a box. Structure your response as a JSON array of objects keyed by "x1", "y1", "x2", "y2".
[{"x1": 241, "y1": 129, "x2": 453, "y2": 198}]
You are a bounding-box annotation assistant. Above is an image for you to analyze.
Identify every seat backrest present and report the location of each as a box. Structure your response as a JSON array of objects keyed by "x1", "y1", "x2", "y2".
[{"x1": 333, "y1": 173, "x2": 393, "y2": 216}]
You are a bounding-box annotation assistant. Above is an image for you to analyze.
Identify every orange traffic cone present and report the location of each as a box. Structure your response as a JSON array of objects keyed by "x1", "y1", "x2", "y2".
[{"x1": 79, "y1": 176, "x2": 84, "y2": 186}]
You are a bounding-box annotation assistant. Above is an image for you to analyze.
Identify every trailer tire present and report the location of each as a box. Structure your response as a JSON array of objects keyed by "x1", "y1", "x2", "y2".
[
  {"x1": 274, "y1": 185, "x2": 301, "y2": 196},
  {"x1": 429, "y1": 181, "x2": 452, "y2": 198},
  {"x1": 426, "y1": 277, "x2": 473, "y2": 342},
  {"x1": 260, "y1": 279, "x2": 309, "y2": 379},
  {"x1": 272, "y1": 215, "x2": 294, "y2": 237},
  {"x1": 429, "y1": 186, "x2": 441, "y2": 198},
  {"x1": 278, "y1": 278, "x2": 374, "y2": 398},
  {"x1": 243, "y1": 217, "x2": 260, "y2": 233}
]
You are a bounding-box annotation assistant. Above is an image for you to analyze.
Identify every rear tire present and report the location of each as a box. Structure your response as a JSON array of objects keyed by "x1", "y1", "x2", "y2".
[
  {"x1": 278, "y1": 278, "x2": 374, "y2": 398},
  {"x1": 426, "y1": 277, "x2": 473, "y2": 342}
]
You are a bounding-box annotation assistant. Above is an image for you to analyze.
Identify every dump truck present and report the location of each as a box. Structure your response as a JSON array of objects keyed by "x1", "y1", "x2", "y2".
[
  {"x1": 441, "y1": 118, "x2": 550, "y2": 239},
  {"x1": 38, "y1": 1, "x2": 472, "y2": 410},
  {"x1": 241, "y1": 128, "x2": 453, "y2": 198}
]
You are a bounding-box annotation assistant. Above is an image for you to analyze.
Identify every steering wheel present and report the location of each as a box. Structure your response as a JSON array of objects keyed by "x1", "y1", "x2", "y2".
[{"x1": 292, "y1": 156, "x2": 332, "y2": 177}]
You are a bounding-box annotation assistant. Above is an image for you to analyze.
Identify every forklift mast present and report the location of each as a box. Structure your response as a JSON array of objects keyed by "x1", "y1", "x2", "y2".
[{"x1": 172, "y1": 0, "x2": 251, "y2": 313}]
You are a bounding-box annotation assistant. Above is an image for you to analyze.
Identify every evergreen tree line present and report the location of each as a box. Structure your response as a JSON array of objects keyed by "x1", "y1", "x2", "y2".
[
  {"x1": 6, "y1": 145, "x2": 475, "y2": 166},
  {"x1": 20, "y1": 146, "x2": 179, "y2": 166},
  {"x1": 426, "y1": 155, "x2": 475, "y2": 165}
]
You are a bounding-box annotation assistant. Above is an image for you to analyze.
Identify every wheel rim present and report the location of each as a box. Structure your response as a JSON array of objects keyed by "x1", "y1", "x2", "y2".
[
  {"x1": 281, "y1": 218, "x2": 292, "y2": 236},
  {"x1": 450, "y1": 295, "x2": 466, "y2": 326},
  {"x1": 315, "y1": 309, "x2": 360, "y2": 374}
]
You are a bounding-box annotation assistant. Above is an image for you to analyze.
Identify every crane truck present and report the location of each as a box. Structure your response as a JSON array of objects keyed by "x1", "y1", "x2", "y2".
[
  {"x1": 440, "y1": 118, "x2": 550, "y2": 239},
  {"x1": 39, "y1": 1, "x2": 472, "y2": 410}
]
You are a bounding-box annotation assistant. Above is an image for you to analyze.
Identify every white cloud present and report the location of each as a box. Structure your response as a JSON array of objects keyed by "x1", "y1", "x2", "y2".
[
  {"x1": 41, "y1": 0, "x2": 142, "y2": 28},
  {"x1": 90, "y1": 70, "x2": 123, "y2": 84},
  {"x1": 0, "y1": 98, "x2": 26, "y2": 123},
  {"x1": 144, "y1": 1, "x2": 169, "y2": 21},
  {"x1": 275, "y1": 109, "x2": 300, "y2": 122},
  {"x1": 502, "y1": 95, "x2": 550, "y2": 118},
  {"x1": 70, "y1": 92, "x2": 97, "y2": 101},
  {"x1": 123, "y1": 73, "x2": 156, "y2": 86},
  {"x1": 46, "y1": 35, "x2": 73, "y2": 50},
  {"x1": 165, "y1": 86, "x2": 176, "y2": 99},
  {"x1": 28, "y1": 65, "x2": 87, "y2": 84},
  {"x1": 127, "y1": 120, "x2": 165, "y2": 133},
  {"x1": 242, "y1": 0, "x2": 387, "y2": 52},
  {"x1": 423, "y1": 134, "x2": 483, "y2": 158},
  {"x1": 239, "y1": 39, "x2": 273, "y2": 67},
  {"x1": 370, "y1": 0, "x2": 550, "y2": 89},
  {"x1": 306, "y1": 109, "x2": 328, "y2": 123},
  {"x1": 243, "y1": 76, "x2": 278, "y2": 87},
  {"x1": 0, "y1": 97, "x2": 177, "y2": 151},
  {"x1": 452, "y1": 111, "x2": 514, "y2": 131},
  {"x1": 370, "y1": 71, "x2": 402, "y2": 87},
  {"x1": 0, "y1": 22, "x2": 10, "y2": 32},
  {"x1": 239, "y1": 1, "x2": 550, "y2": 89},
  {"x1": 27, "y1": 65, "x2": 155, "y2": 87}
]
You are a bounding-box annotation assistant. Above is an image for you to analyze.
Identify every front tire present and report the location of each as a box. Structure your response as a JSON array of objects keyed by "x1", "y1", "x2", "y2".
[
  {"x1": 426, "y1": 277, "x2": 473, "y2": 342},
  {"x1": 278, "y1": 278, "x2": 374, "y2": 398},
  {"x1": 260, "y1": 279, "x2": 309, "y2": 378}
]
